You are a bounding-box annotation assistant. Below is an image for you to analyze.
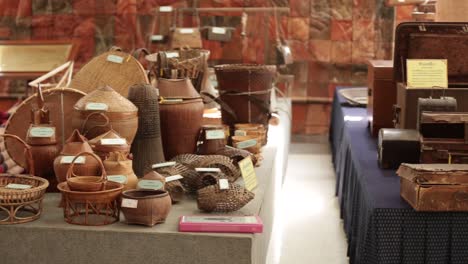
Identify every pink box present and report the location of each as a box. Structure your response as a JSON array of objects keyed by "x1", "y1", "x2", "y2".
[{"x1": 179, "y1": 215, "x2": 263, "y2": 233}]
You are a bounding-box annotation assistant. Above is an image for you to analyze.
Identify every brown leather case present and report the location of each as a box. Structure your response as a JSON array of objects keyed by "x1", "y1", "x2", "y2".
[
  {"x1": 367, "y1": 60, "x2": 396, "y2": 137},
  {"x1": 378, "y1": 128, "x2": 421, "y2": 169},
  {"x1": 393, "y1": 22, "x2": 468, "y2": 129},
  {"x1": 416, "y1": 97, "x2": 457, "y2": 130},
  {"x1": 397, "y1": 163, "x2": 468, "y2": 211}
]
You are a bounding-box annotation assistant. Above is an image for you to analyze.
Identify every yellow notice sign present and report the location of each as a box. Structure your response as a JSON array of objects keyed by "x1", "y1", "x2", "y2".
[
  {"x1": 239, "y1": 157, "x2": 257, "y2": 191},
  {"x1": 407, "y1": 59, "x2": 448, "y2": 88}
]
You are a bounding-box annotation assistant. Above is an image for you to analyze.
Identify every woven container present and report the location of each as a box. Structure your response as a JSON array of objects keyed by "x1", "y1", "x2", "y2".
[
  {"x1": 197, "y1": 125, "x2": 227, "y2": 155},
  {"x1": 103, "y1": 152, "x2": 137, "y2": 191},
  {"x1": 127, "y1": 84, "x2": 165, "y2": 177},
  {"x1": 57, "y1": 181, "x2": 123, "y2": 226},
  {"x1": 197, "y1": 155, "x2": 241, "y2": 182},
  {"x1": 137, "y1": 170, "x2": 166, "y2": 190},
  {"x1": 70, "y1": 49, "x2": 149, "y2": 96},
  {"x1": 158, "y1": 78, "x2": 201, "y2": 99},
  {"x1": 163, "y1": 179, "x2": 184, "y2": 203},
  {"x1": 155, "y1": 163, "x2": 198, "y2": 196},
  {"x1": 197, "y1": 182, "x2": 255, "y2": 212},
  {"x1": 72, "y1": 85, "x2": 138, "y2": 144},
  {"x1": 214, "y1": 64, "x2": 276, "y2": 130},
  {"x1": 234, "y1": 123, "x2": 267, "y2": 146},
  {"x1": 88, "y1": 129, "x2": 130, "y2": 160},
  {"x1": 5, "y1": 88, "x2": 85, "y2": 169},
  {"x1": 232, "y1": 135, "x2": 262, "y2": 154},
  {"x1": 159, "y1": 98, "x2": 204, "y2": 160},
  {"x1": 215, "y1": 146, "x2": 258, "y2": 165},
  {"x1": 121, "y1": 189, "x2": 172, "y2": 226},
  {"x1": 53, "y1": 130, "x2": 100, "y2": 184},
  {"x1": 66, "y1": 152, "x2": 107, "y2": 192}
]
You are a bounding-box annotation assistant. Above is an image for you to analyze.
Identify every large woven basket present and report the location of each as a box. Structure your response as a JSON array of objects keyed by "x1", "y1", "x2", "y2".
[{"x1": 197, "y1": 182, "x2": 254, "y2": 212}]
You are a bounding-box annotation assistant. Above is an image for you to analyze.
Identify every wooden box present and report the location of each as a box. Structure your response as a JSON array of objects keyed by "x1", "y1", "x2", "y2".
[
  {"x1": 378, "y1": 128, "x2": 421, "y2": 169},
  {"x1": 397, "y1": 163, "x2": 468, "y2": 211},
  {"x1": 367, "y1": 60, "x2": 396, "y2": 137},
  {"x1": 393, "y1": 22, "x2": 468, "y2": 129}
]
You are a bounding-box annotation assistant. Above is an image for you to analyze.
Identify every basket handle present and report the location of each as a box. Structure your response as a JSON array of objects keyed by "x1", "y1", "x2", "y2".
[
  {"x1": 0, "y1": 134, "x2": 34, "y2": 175},
  {"x1": 132, "y1": 48, "x2": 150, "y2": 60},
  {"x1": 81, "y1": 112, "x2": 111, "y2": 138},
  {"x1": 65, "y1": 151, "x2": 106, "y2": 181}
]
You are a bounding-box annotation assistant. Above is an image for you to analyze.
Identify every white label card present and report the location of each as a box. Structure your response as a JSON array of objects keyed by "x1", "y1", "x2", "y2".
[
  {"x1": 60, "y1": 156, "x2": 85, "y2": 164},
  {"x1": 179, "y1": 28, "x2": 194, "y2": 34},
  {"x1": 206, "y1": 130, "x2": 225, "y2": 140},
  {"x1": 137, "y1": 180, "x2": 164, "y2": 190},
  {"x1": 152, "y1": 161, "x2": 176, "y2": 169},
  {"x1": 121, "y1": 198, "x2": 138, "y2": 208},
  {"x1": 236, "y1": 139, "x2": 257, "y2": 149},
  {"x1": 100, "y1": 138, "x2": 126, "y2": 145},
  {"x1": 107, "y1": 54, "x2": 124, "y2": 64},
  {"x1": 5, "y1": 183, "x2": 32, "y2": 190},
  {"x1": 29, "y1": 127, "x2": 55, "y2": 138},
  {"x1": 108, "y1": 175, "x2": 128, "y2": 184},
  {"x1": 151, "y1": 35, "x2": 164, "y2": 41},
  {"x1": 219, "y1": 179, "x2": 229, "y2": 190},
  {"x1": 159, "y1": 6, "x2": 173, "y2": 12},
  {"x1": 211, "y1": 27, "x2": 227, "y2": 34},
  {"x1": 195, "y1": 168, "x2": 221, "y2": 173},
  {"x1": 85, "y1": 103, "x2": 108, "y2": 111},
  {"x1": 234, "y1": 130, "x2": 247, "y2": 136},
  {"x1": 165, "y1": 52, "x2": 179, "y2": 58},
  {"x1": 165, "y1": 175, "x2": 183, "y2": 182}
]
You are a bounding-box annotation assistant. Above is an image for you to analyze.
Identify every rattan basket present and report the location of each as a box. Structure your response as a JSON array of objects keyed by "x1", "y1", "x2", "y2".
[
  {"x1": 66, "y1": 152, "x2": 107, "y2": 192},
  {"x1": 121, "y1": 189, "x2": 172, "y2": 226},
  {"x1": 197, "y1": 182, "x2": 254, "y2": 212}
]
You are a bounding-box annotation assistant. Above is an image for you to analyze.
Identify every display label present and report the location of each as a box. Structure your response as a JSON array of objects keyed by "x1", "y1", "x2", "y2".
[
  {"x1": 100, "y1": 138, "x2": 126, "y2": 145},
  {"x1": 107, "y1": 175, "x2": 128, "y2": 184},
  {"x1": 236, "y1": 139, "x2": 257, "y2": 149},
  {"x1": 239, "y1": 157, "x2": 257, "y2": 191},
  {"x1": 85, "y1": 103, "x2": 108, "y2": 111},
  {"x1": 151, "y1": 35, "x2": 164, "y2": 41},
  {"x1": 165, "y1": 52, "x2": 179, "y2": 58},
  {"x1": 195, "y1": 168, "x2": 221, "y2": 173},
  {"x1": 219, "y1": 179, "x2": 229, "y2": 190},
  {"x1": 121, "y1": 198, "x2": 138, "y2": 208},
  {"x1": 182, "y1": 216, "x2": 258, "y2": 224},
  {"x1": 60, "y1": 156, "x2": 85, "y2": 164},
  {"x1": 179, "y1": 28, "x2": 194, "y2": 34},
  {"x1": 159, "y1": 6, "x2": 173, "y2": 12},
  {"x1": 137, "y1": 180, "x2": 164, "y2": 190},
  {"x1": 211, "y1": 27, "x2": 227, "y2": 34},
  {"x1": 234, "y1": 130, "x2": 247, "y2": 136},
  {"x1": 206, "y1": 130, "x2": 225, "y2": 140},
  {"x1": 166, "y1": 174, "x2": 183, "y2": 182},
  {"x1": 407, "y1": 59, "x2": 448, "y2": 88},
  {"x1": 5, "y1": 183, "x2": 32, "y2": 190},
  {"x1": 162, "y1": 99, "x2": 183, "y2": 103},
  {"x1": 107, "y1": 54, "x2": 124, "y2": 64},
  {"x1": 29, "y1": 127, "x2": 55, "y2": 138},
  {"x1": 152, "y1": 161, "x2": 176, "y2": 169}
]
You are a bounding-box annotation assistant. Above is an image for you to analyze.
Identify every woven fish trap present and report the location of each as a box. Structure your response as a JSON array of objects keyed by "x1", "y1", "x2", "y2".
[
  {"x1": 197, "y1": 182, "x2": 254, "y2": 212},
  {"x1": 215, "y1": 146, "x2": 258, "y2": 165},
  {"x1": 196, "y1": 155, "x2": 241, "y2": 182},
  {"x1": 0, "y1": 174, "x2": 49, "y2": 224},
  {"x1": 170, "y1": 154, "x2": 202, "y2": 168},
  {"x1": 155, "y1": 163, "x2": 198, "y2": 194}
]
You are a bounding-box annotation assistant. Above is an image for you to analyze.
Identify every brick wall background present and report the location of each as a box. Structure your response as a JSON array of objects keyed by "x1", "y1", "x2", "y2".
[{"x1": 0, "y1": 0, "x2": 414, "y2": 134}]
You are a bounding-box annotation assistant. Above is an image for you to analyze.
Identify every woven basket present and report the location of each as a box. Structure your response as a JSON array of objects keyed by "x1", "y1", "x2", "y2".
[
  {"x1": 215, "y1": 146, "x2": 258, "y2": 165},
  {"x1": 88, "y1": 129, "x2": 130, "y2": 161},
  {"x1": 121, "y1": 189, "x2": 172, "y2": 226},
  {"x1": 234, "y1": 123, "x2": 267, "y2": 146},
  {"x1": 164, "y1": 179, "x2": 185, "y2": 203},
  {"x1": 103, "y1": 152, "x2": 137, "y2": 191},
  {"x1": 232, "y1": 135, "x2": 262, "y2": 154},
  {"x1": 66, "y1": 152, "x2": 107, "y2": 192},
  {"x1": 5, "y1": 88, "x2": 86, "y2": 169},
  {"x1": 197, "y1": 155, "x2": 241, "y2": 182},
  {"x1": 214, "y1": 64, "x2": 276, "y2": 131},
  {"x1": 155, "y1": 163, "x2": 198, "y2": 194},
  {"x1": 197, "y1": 182, "x2": 254, "y2": 212},
  {"x1": 70, "y1": 49, "x2": 149, "y2": 96},
  {"x1": 127, "y1": 84, "x2": 165, "y2": 177},
  {"x1": 197, "y1": 125, "x2": 227, "y2": 155},
  {"x1": 157, "y1": 78, "x2": 200, "y2": 99},
  {"x1": 57, "y1": 181, "x2": 123, "y2": 226}
]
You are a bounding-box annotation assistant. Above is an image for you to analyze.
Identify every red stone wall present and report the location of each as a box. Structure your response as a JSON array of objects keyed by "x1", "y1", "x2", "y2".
[{"x1": 0, "y1": 0, "x2": 406, "y2": 134}]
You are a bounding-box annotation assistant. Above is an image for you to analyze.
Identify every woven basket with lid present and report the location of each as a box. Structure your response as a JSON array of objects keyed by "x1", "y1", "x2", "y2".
[
  {"x1": 72, "y1": 85, "x2": 138, "y2": 143},
  {"x1": 88, "y1": 129, "x2": 130, "y2": 160}
]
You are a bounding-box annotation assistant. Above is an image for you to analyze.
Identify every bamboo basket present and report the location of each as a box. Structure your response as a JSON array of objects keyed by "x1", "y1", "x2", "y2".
[
  {"x1": 103, "y1": 152, "x2": 138, "y2": 191},
  {"x1": 197, "y1": 125, "x2": 226, "y2": 155},
  {"x1": 197, "y1": 182, "x2": 254, "y2": 212},
  {"x1": 70, "y1": 49, "x2": 149, "y2": 96},
  {"x1": 121, "y1": 189, "x2": 172, "y2": 226},
  {"x1": 88, "y1": 129, "x2": 130, "y2": 161},
  {"x1": 57, "y1": 181, "x2": 123, "y2": 226},
  {"x1": 232, "y1": 135, "x2": 262, "y2": 154},
  {"x1": 197, "y1": 155, "x2": 241, "y2": 182},
  {"x1": 66, "y1": 152, "x2": 107, "y2": 192}
]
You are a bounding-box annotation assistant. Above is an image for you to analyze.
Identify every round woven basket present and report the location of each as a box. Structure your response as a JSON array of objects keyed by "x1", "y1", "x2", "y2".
[
  {"x1": 197, "y1": 182, "x2": 254, "y2": 212},
  {"x1": 70, "y1": 50, "x2": 149, "y2": 96},
  {"x1": 66, "y1": 152, "x2": 107, "y2": 192},
  {"x1": 121, "y1": 189, "x2": 172, "y2": 226}
]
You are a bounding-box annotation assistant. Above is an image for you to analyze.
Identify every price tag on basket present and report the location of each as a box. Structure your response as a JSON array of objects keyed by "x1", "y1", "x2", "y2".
[
  {"x1": 166, "y1": 175, "x2": 183, "y2": 183},
  {"x1": 121, "y1": 198, "x2": 138, "y2": 208},
  {"x1": 239, "y1": 157, "x2": 257, "y2": 191},
  {"x1": 234, "y1": 130, "x2": 247, "y2": 136},
  {"x1": 237, "y1": 139, "x2": 257, "y2": 149},
  {"x1": 211, "y1": 27, "x2": 227, "y2": 34},
  {"x1": 106, "y1": 55, "x2": 124, "y2": 64},
  {"x1": 5, "y1": 183, "x2": 32, "y2": 190},
  {"x1": 85, "y1": 102, "x2": 109, "y2": 111},
  {"x1": 29, "y1": 127, "x2": 55, "y2": 138},
  {"x1": 206, "y1": 130, "x2": 225, "y2": 140},
  {"x1": 137, "y1": 180, "x2": 164, "y2": 190},
  {"x1": 108, "y1": 175, "x2": 128, "y2": 184},
  {"x1": 152, "y1": 161, "x2": 176, "y2": 169},
  {"x1": 100, "y1": 138, "x2": 126, "y2": 145},
  {"x1": 60, "y1": 156, "x2": 85, "y2": 164},
  {"x1": 195, "y1": 168, "x2": 221, "y2": 173},
  {"x1": 219, "y1": 179, "x2": 230, "y2": 190}
]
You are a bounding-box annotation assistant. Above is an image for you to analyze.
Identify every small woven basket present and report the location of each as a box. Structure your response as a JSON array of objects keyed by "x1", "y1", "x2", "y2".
[
  {"x1": 121, "y1": 189, "x2": 172, "y2": 227},
  {"x1": 232, "y1": 135, "x2": 262, "y2": 154},
  {"x1": 155, "y1": 163, "x2": 198, "y2": 194},
  {"x1": 66, "y1": 152, "x2": 107, "y2": 192},
  {"x1": 197, "y1": 182, "x2": 255, "y2": 212}
]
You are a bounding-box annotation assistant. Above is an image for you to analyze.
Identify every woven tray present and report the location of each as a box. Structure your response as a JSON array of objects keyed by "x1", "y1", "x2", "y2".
[{"x1": 5, "y1": 88, "x2": 86, "y2": 168}]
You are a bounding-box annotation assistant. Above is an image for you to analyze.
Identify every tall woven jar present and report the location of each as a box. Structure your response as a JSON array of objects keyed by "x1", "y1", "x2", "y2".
[
  {"x1": 128, "y1": 83, "x2": 165, "y2": 177},
  {"x1": 158, "y1": 78, "x2": 204, "y2": 160},
  {"x1": 72, "y1": 85, "x2": 138, "y2": 144},
  {"x1": 214, "y1": 64, "x2": 276, "y2": 130}
]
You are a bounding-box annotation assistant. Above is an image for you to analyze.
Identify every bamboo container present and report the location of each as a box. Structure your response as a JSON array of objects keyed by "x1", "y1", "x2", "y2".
[{"x1": 197, "y1": 125, "x2": 226, "y2": 155}]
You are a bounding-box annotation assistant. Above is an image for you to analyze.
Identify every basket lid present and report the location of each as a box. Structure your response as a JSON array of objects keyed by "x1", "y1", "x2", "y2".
[
  {"x1": 61, "y1": 130, "x2": 94, "y2": 154},
  {"x1": 74, "y1": 85, "x2": 137, "y2": 113},
  {"x1": 393, "y1": 22, "x2": 468, "y2": 85},
  {"x1": 70, "y1": 50, "x2": 149, "y2": 97}
]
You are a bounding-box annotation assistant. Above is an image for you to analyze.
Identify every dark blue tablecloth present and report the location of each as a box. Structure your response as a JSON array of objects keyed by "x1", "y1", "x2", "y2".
[{"x1": 330, "y1": 87, "x2": 468, "y2": 264}]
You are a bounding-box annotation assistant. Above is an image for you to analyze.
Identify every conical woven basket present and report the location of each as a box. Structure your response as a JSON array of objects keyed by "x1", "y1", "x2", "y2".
[
  {"x1": 127, "y1": 83, "x2": 165, "y2": 177},
  {"x1": 88, "y1": 129, "x2": 130, "y2": 160},
  {"x1": 197, "y1": 182, "x2": 255, "y2": 212},
  {"x1": 70, "y1": 49, "x2": 149, "y2": 96}
]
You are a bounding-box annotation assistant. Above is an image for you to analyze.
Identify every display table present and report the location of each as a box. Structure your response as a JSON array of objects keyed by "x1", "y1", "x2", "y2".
[
  {"x1": 330, "y1": 87, "x2": 468, "y2": 264},
  {"x1": 0, "y1": 99, "x2": 291, "y2": 264}
]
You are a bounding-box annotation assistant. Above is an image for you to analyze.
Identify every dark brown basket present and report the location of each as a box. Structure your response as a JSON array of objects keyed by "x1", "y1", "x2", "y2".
[
  {"x1": 197, "y1": 182, "x2": 255, "y2": 212},
  {"x1": 155, "y1": 163, "x2": 198, "y2": 194},
  {"x1": 215, "y1": 146, "x2": 258, "y2": 165},
  {"x1": 197, "y1": 155, "x2": 241, "y2": 182},
  {"x1": 66, "y1": 152, "x2": 107, "y2": 192},
  {"x1": 121, "y1": 189, "x2": 172, "y2": 226},
  {"x1": 197, "y1": 125, "x2": 227, "y2": 155}
]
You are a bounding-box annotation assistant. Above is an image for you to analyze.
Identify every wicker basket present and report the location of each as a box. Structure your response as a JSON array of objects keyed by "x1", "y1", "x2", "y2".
[
  {"x1": 232, "y1": 135, "x2": 262, "y2": 154},
  {"x1": 88, "y1": 129, "x2": 130, "y2": 161},
  {"x1": 197, "y1": 125, "x2": 227, "y2": 155},
  {"x1": 66, "y1": 152, "x2": 107, "y2": 192},
  {"x1": 234, "y1": 123, "x2": 267, "y2": 146},
  {"x1": 155, "y1": 163, "x2": 198, "y2": 195},
  {"x1": 157, "y1": 78, "x2": 201, "y2": 99},
  {"x1": 121, "y1": 189, "x2": 172, "y2": 226},
  {"x1": 214, "y1": 146, "x2": 258, "y2": 165},
  {"x1": 57, "y1": 181, "x2": 123, "y2": 226},
  {"x1": 197, "y1": 182, "x2": 254, "y2": 212},
  {"x1": 197, "y1": 155, "x2": 241, "y2": 182},
  {"x1": 103, "y1": 152, "x2": 138, "y2": 191}
]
